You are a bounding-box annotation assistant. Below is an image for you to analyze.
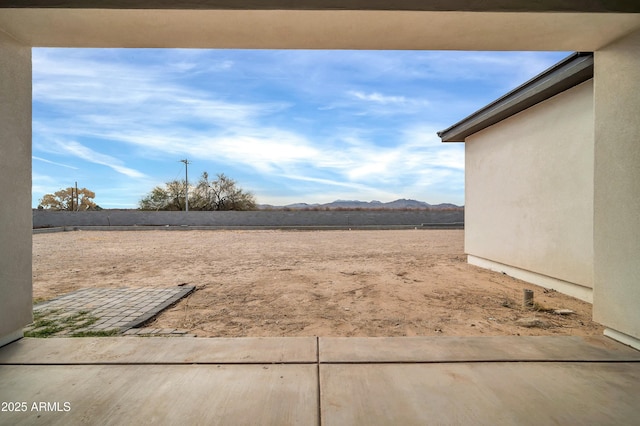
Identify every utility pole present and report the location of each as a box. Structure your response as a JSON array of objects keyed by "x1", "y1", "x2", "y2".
[
  {"x1": 180, "y1": 159, "x2": 191, "y2": 212},
  {"x1": 75, "y1": 181, "x2": 79, "y2": 211}
]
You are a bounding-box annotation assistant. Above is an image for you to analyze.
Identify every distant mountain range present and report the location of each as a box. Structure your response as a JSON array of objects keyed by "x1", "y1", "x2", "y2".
[{"x1": 258, "y1": 199, "x2": 462, "y2": 210}]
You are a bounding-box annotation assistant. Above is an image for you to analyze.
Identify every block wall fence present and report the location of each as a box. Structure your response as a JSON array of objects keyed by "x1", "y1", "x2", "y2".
[{"x1": 33, "y1": 209, "x2": 464, "y2": 229}]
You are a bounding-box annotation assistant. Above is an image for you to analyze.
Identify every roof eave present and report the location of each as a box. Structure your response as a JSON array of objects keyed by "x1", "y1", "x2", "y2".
[{"x1": 437, "y1": 52, "x2": 594, "y2": 143}]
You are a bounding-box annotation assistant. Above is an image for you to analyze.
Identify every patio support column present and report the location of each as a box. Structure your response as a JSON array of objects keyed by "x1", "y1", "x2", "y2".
[
  {"x1": 593, "y1": 29, "x2": 640, "y2": 349},
  {"x1": 0, "y1": 29, "x2": 32, "y2": 347}
]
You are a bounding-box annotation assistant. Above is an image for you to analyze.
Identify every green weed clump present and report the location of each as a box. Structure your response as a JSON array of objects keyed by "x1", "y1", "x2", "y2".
[{"x1": 24, "y1": 309, "x2": 118, "y2": 338}]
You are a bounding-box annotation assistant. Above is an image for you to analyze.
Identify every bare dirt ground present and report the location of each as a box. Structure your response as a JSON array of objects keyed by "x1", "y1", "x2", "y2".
[{"x1": 32, "y1": 229, "x2": 603, "y2": 337}]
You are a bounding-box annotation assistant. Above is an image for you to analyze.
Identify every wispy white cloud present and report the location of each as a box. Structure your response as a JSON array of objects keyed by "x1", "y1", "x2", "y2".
[
  {"x1": 32, "y1": 173, "x2": 62, "y2": 196},
  {"x1": 54, "y1": 140, "x2": 147, "y2": 179},
  {"x1": 349, "y1": 91, "x2": 408, "y2": 105},
  {"x1": 31, "y1": 48, "x2": 569, "y2": 207},
  {"x1": 32, "y1": 156, "x2": 78, "y2": 170}
]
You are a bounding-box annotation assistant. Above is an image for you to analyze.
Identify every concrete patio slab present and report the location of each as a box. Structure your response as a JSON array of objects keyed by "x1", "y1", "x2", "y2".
[
  {"x1": 0, "y1": 364, "x2": 318, "y2": 426},
  {"x1": 0, "y1": 337, "x2": 317, "y2": 364},
  {"x1": 320, "y1": 362, "x2": 640, "y2": 425},
  {"x1": 319, "y1": 335, "x2": 640, "y2": 363},
  {"x1": 1, "y1": 336, "x2": 638, "y2": 424}
]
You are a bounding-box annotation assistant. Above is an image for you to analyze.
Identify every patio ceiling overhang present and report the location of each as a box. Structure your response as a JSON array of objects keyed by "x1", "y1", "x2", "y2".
[
  {"x1": 1, "y1": 2, "x2": 640, "y2": 49},
  {"x1": 3, "y1": 0, "x2": 640, "y2": 12}
]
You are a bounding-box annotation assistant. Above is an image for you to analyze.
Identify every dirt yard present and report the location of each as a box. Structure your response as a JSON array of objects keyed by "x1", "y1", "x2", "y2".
[{"x1": 32, "y1": 229, "x2": 603, "y2": 337}]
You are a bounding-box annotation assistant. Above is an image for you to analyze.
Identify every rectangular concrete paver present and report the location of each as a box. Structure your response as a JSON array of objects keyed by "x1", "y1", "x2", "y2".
[
  {"x1": 0, "y1": 337, "x2": 317, "y2": 364},
  {"x1": 320, "y1": 362, "x2": 640, "y2": 425},
  {"x1": 30, "y1": 286, "x2": 195, "y2": 336},
  {"x1": 319, "y1": 336, "x2": 640, "y2": 363},
  {"x1": 0, "y1": 364, "x2": 318, "y2": 426}
]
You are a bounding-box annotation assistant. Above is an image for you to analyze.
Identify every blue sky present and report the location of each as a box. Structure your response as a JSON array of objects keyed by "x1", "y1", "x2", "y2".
[{"x1": 32, "y1": 49, "x2": 570, "y2": 208}]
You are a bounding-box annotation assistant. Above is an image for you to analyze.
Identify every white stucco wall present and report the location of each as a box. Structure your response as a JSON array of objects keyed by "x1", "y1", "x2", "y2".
[
  {"x1": 593, "y1": 29, "x2": 640, "y2": 345},
  {"x1": 465, "y1": 80, "x2": 594, "y2": 300},
  {"x1": 0, "y1": 31, "x2": 32, "y2": 346}
]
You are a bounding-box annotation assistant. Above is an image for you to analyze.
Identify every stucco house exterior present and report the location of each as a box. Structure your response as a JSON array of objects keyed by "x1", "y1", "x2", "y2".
[
  {"x1": 439, "y1": 51, "x2": 638, "y2": 348},
  {"x1": 438, "y1": 52, "x2": 595, "y2": 303}
]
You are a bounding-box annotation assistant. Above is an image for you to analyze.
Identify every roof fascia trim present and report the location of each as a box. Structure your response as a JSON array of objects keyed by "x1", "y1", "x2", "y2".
[
  {"x1": 437, "y1": 52, "x2": 594, "y2": 143},
  {"x1": 2, "y1": 1, "x2": 640, "y2": 12}
]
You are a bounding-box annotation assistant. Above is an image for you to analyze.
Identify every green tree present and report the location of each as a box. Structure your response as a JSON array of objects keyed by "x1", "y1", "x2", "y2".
[
  {"x1": 139, "y1": 173, "x2": 256, "y2": 211},
  {"x1": 139, "y1": 180, "x2": 186, "y2": 211},
  {"x1": 39, "y1": 187, "x2": 97, "y2": 211}
]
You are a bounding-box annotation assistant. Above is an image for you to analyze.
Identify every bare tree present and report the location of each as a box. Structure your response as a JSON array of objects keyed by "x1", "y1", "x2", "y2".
[{"x1": 193, "y1": 172, "x2": 256, "y2": 211}]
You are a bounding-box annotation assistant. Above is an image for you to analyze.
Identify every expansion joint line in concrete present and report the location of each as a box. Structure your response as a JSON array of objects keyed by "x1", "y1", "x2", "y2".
[
  {"x1": 316, "y1": 336, "x2": 322, "y2": 426},
  {"x1": 316, "y1": 359, "x2": 640, "y2": 365},
  {"x1": 5, "y1": 359, "x2": 639, "y2": 367}
]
